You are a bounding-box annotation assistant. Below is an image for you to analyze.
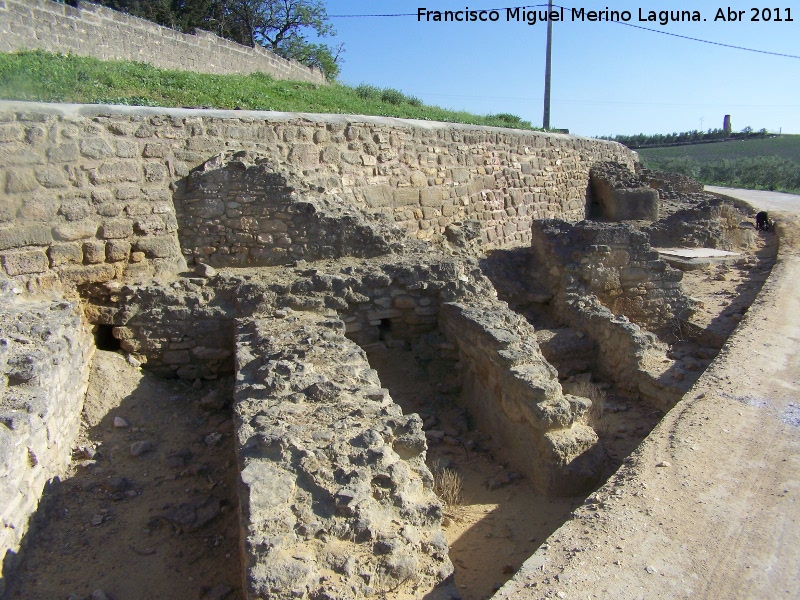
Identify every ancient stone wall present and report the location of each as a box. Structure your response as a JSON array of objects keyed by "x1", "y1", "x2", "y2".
[
  {"x1": 235, "y1": 312, "x2": 453, "y2": 599},
  {"x1": 177, "y1": 152, "x2": 408, "y2": 268},
  {"x1": 0, "y1": 102, "x2": 636, "y2": 291},
  {"x1": 0, "y1": 0, "x2": 325, "y2": 84},
  {"x1": 439, "y1": 301, "x2": 604, "y2": 495},
  {"x1": 0, "y1": 278, "x2": 94, "y2": 591},
  {"x1": 530, "y1": 220, "x2": 694, "y2": 332},
  {"x1": 528, "y1": 220, "x2": 687, "y2": 409}
]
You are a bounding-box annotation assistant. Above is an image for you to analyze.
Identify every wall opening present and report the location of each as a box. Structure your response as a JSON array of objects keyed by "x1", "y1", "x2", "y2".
[{"x1": 93, "y1": 324, "x2": 120, "y2": 351}]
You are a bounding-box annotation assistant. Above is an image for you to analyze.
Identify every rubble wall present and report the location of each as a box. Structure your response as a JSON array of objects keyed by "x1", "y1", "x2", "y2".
[
  {"x1": 0, "y1": 280, "x2": 94, "y2": 592},
  {"x1": 234, "y1": 312, "x2": 453, "y2": 599},
  {"x1": 98, "y1": 257, "x2": 473, "y2": 379},
  {"x1": 0, "y1": 102, "x2": 636, "y2": 290},
  {"x1": 0, "y1": 0, "x2": 325, "y2": 84}
]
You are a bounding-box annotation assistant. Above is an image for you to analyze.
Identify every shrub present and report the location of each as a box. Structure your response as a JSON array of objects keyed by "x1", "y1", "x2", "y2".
[{"x1": 380, "y1": 87, "x2": 406, "y2": 105}]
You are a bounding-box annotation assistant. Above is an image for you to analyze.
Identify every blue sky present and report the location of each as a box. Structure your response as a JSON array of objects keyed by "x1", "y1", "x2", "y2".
[{"x1": 316, "y1": 1, "x2": 798, "y2": 136}]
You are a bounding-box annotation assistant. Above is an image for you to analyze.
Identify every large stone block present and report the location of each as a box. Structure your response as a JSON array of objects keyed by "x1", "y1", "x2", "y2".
[
  {"x1": 1, "y1": 249, "x2": 49, "y2": 275},
  {"x1": 0, "y1": 225, "x2": 52, "y2": 251}
]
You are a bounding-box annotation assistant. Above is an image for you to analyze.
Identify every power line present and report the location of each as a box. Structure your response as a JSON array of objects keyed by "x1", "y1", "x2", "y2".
[{"x1": 328, "y1": 4, "x2": 800, "y2": 60}]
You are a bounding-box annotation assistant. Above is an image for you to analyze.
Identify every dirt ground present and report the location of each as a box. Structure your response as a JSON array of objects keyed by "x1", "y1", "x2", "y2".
[
  {"x1": 4, "y1": 208, "x2": 779, "y2": 600},
  {"x1": 4, "y1": 352, "x2": 242, "y2": 600}
]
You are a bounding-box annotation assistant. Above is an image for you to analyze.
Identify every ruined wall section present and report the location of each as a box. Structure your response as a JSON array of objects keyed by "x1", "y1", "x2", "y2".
[
  {"x1": 0, "y1": 279, "x2": 94, "y2": 590},
  {"x1": 0, "y1": 103, "x2": 637, "y2": 291},
  {"x1": 440, "y1": 301, "x2": 604, "y2": 495},
  {"x1": 531, "y1": 220, "x2": 694, "y2": 332},
  {"x1": 178, "y1": 152, "x2": 409, "y2": 267},
  {"x1": 0, "y1": 0, "x2": 325, "y2": 84},
  {"x1": 235, "y1": 312, "x2": 453, "y2": 599},
  {"x1": 529, "y1": 221, "x2": 687, "y2": 409},
  {"x1": 97, "y1": 256, "x2": 475, "y2": 379}
]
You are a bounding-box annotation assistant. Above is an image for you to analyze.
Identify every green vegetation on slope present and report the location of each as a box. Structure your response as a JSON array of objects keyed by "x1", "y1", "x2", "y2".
[
  {"x1": 600, "y1": 127, "x2": 769, "y2": 149},
  {"x1": 638, "y1": 136, "x2": 800, "y2": 194},
  {"x1": 0, "y1": 50, "x2": 536, "y2": 130}
]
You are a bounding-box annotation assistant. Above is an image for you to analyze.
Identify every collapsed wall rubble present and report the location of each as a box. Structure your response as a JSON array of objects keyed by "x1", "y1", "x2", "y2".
[
  {"x1": 235, "y1": 312, "x2": 454, "y2": 599},
  {"x1": 0, "y1": 278, "x2": 94, "y2": 591}
]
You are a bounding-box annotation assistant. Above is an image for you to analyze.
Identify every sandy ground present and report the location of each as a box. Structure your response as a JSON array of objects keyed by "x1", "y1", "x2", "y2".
[
  {"x1": 496, "y1": 213, "x2": 800, "y2": 599},
  {"x1": 4, "y1": 352, "x2": 242, "y2": 600}
]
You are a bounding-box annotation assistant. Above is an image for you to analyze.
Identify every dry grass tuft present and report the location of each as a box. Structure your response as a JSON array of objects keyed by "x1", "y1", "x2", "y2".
[{"x1": 432, "y1": 460, "x2": 464, "y2": 511}]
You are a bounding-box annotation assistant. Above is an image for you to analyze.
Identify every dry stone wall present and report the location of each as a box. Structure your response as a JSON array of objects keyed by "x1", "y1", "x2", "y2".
[
  {"x1": 0, "y1": 0, "x2": 325, "y2": 84},
  {"x1": 0, "y1": 278, "x2": 94, "y2": 591},
  {"x1": 0, "y1": 102, "x2": 636, "y2": 292}
]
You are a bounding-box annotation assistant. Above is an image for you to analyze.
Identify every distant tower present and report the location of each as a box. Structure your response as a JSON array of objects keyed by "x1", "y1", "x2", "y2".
[{"x1": 723, "y1": 115, "x2": 732, "y2": 136}]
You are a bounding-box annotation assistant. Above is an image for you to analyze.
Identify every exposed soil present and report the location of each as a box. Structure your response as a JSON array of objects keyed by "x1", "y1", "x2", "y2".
[{"x1": 5, "y1": 351, "x2": 242, "y2": 600}]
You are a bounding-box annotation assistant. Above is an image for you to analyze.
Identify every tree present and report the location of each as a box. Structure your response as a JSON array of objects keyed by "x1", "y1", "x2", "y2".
[{"x1": 225, "y1": 0, "x2": 343, "y2": 79}]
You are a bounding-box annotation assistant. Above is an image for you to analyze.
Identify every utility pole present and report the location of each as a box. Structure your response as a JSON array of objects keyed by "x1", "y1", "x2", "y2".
[{"x1": 542, "y1": 0, "x2": 553, "y2": 129}]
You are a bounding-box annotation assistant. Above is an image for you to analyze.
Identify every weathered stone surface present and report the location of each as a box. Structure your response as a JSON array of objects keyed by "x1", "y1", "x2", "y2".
[
  {"x1": 1, "y1": 249, "x2": 49, "y2": 276},
  {"x1": 0, "y1": 225, "x2": 52, "y2": 251},
  {"x1": 590, "y1": 161, "x2": 659, "y2": 221},
  {"x1": 440, "y1": 300, "x2": 605, "y2": 495},
  {"x1": 235, "y1": 313, "x2": 453, "y2": 599},
  {"x1": 0, "y1": 282, "x2": 94, "y2": 583}
]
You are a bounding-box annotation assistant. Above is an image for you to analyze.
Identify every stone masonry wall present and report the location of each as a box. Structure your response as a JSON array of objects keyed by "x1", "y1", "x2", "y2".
[
  {"x1": 0, "y1": 279, "x2": 94, "y2": 592},
  {"x1": 177, "y1": 151, "x2": 408, "y2": 268},
  {"x1": 530, "y1": 220, "x2": 694, "y2": 332},
  {"x1": 0, "y1": 102, "x2": 637, "y2": 291},
  {"x1": 0, "y1": 0, "x2": 325, "y2": 84}
]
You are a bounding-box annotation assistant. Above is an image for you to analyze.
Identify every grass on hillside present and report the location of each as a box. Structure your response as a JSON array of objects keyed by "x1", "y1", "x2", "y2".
[
  {"x1": 638, "y1": 135, "x2": 800, "y2": 163},
  {"x1": 0, "y1": 50, "x2": 537, "y2": 130},
  {"x1": 638, "y1": 136, "x2": 800, "y2": 195}
]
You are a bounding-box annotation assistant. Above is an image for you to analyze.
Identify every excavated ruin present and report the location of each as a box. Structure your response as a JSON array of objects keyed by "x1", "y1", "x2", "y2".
[{"x1": 0, "y1": 107, "x2": 778, "y2": 600}]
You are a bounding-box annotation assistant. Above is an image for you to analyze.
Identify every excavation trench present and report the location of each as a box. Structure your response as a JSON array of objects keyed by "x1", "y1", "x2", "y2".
[{"x1": 2, "y1": 167, "x2": 779, "y2": 600}]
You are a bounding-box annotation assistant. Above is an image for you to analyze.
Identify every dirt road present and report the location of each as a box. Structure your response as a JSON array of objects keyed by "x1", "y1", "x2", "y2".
[{"x1": 496, "y1": 204, "x2": 800, "y2": 598}]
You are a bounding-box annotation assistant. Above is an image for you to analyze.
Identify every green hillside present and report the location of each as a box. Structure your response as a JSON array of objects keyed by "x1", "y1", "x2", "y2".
[
  {"x1": 638, "y1": 136, "x2": 800, "y2": 163},
  {"x1": 0, "y1": 50, "x2": 536, "y2": 131},
  {"x1": 638, "y1": 136, "x2": 800, "y2": 194}
]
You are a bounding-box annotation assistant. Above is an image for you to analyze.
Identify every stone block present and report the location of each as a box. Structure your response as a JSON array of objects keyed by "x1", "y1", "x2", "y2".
[
  {"x1": 48, "y1": 243, "x2": 83, "y2": 267},
  {"x1": 46, "y1": 141, "x2": 79, "y2": 163},
  {"x1": 2, "y1": 249, "x2": 49, "y2": 276},
  {"x1": 134, "y1": 235, "x2": 180, "y2": 259},
  {"x1": 33, "y1": 166, "x2": 68, "y2": 189},
  {"x1": 363, "y1": 185, "x2": 392, "y2": 208},
  {"x1": 420, "y1": 187, "x2": 447, "y2": 207},
  {"x1": 52, "y1": 220, "x2": 98, "y2": 241},
  {"x1": 79, "y1": 138, "x2": 115, "y2": 159},
  {"x1": 83, "y1": 241, "x2": 106, "y2": 264},
  {"x1": 58, "y1": 264, "x2": 116, "y2": 286},
  {"x1": 393, "y1": 187, "x2": 419, "y2": 207},
  {"x1": 87, "y1": 161, "x2": 141, "y2": 185},
  {"x1": 100, "y1": 219, "x2": 133, "y2": 240},
  {"x1": 162, "y1": 350, "x2": 191, "y2": 364},
  {"x1": 5, "y1": 168, "x2": 39, "y2": 193},
  {"x1": 0, "y1": 225, "x2": 52, "y2": 251}
]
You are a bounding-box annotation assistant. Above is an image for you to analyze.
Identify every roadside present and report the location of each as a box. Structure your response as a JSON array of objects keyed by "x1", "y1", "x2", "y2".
[{"x1": 495, "y1": 197, "x2": 800, "y2": 598}]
